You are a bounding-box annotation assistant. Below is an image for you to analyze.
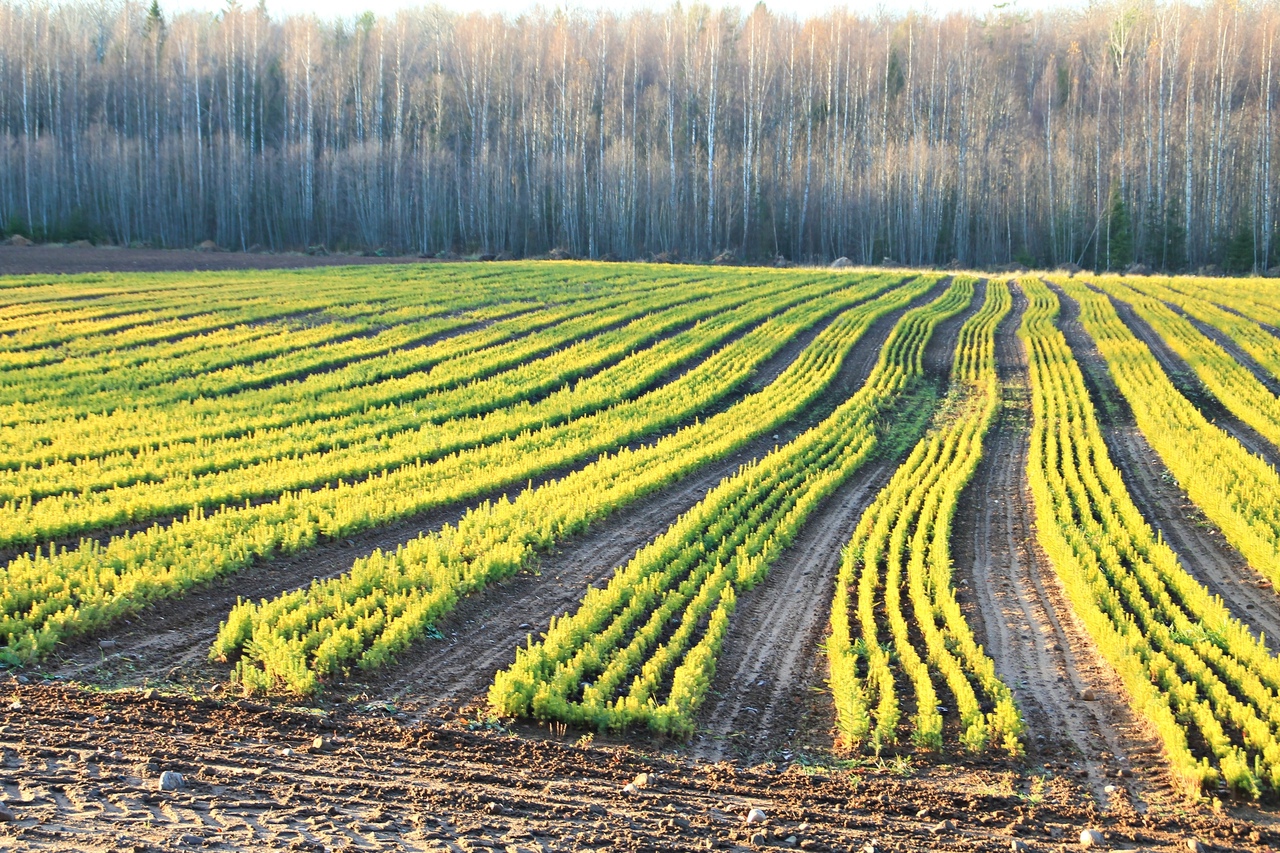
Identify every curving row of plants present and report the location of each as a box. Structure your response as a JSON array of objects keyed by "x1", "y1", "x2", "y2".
[
  {"x1": 210, "y1": 275, "x2": 944, "y2": 695},
  {"x1": 828, "y1": 279, "x2": 1023, "y2": 756},
  {"x1": 1, "y1": 272, "x2": 703, "y2": 459},
  {"x1": 0, "y1": 277, "x2": 826, "y2": 541},
  {"x1": 1053, "y1": 276, "x2": 1280, "y2": 588},
  {"x1": 1024, "y1": 277, "x2": 1280, "y2": 798},
  {"x1": 1093, "y1": 276, "x2": 1280, "y2": 457},
  {"x1": 484, "y1": 278, "x2": 976, "y2": 735},
  {"x1": 1, "y1": 271, "x2": 930, "y2": 666}
]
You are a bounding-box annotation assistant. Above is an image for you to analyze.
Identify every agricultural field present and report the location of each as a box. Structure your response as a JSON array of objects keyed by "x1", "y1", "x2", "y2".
[{"x1": 1, "y1": 258, "x2": 1279, "y2": 852}]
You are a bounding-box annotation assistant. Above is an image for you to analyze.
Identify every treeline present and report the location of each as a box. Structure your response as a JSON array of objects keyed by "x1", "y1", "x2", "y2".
[{"x1": 0, "y1": 0, "x2": 1276, "y2": 271}]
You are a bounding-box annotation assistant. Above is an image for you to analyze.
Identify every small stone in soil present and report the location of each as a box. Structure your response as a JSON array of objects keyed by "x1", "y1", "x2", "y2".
[
  {"x1": 157, "y1": 771, "x2": 184, "y2": 791},
  {"x1": 1011, "y1": 841, "x2": 1030, "y2": 853},
  {"x1": 931, "y1": 819, "x2": 956, "y2": 834},
  {"x1": 1079, "y1": 688, "x2": 1097, "y2": 701},
  {"x1": 1079, "y1": 828, "x2": 1105, "y2": 848},
  {"x1": 1186, "y1": 841, "x2": 1206, "y2": 853},
  {"x1": 633, "y1": 772, "x2": 650, "y2": 788},
  {"x1": 0, "y1": 803, "x2": 14, "y2": 822},
  {"x1": 746, "y1": 808, "x2": 767, "y2": 825}
]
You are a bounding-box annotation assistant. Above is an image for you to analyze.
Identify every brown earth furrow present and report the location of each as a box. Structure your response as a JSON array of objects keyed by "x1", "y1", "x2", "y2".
[
  {"x1": 1054, "y1": 287, "x2": 1280, "y2": 644},
  {"x1": 953, "y1": 285, "x2": 1168, "y2": 810},
  {"x1": 345, "y1": 281, "x2": 942, "y2": 711},
  {"x1": 686, "y1": 458, "x2": 897, "y2": 764},
  {"x1": 686, "y1": 282, "x2": 982, "y2": 765}
]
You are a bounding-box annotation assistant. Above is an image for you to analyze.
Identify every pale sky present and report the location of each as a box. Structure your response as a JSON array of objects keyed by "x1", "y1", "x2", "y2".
[{"x1": 167, "y1": 0, "x2": 1061, "y2": 23}]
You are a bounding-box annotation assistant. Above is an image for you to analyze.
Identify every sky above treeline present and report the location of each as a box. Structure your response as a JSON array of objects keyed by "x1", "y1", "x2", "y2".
[{"x1": 165, "y1": 0, "x2": 1072, "y2": 22}]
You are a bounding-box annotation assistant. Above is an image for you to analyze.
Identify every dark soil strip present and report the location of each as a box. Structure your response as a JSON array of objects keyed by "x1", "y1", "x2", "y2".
[
  {"x1": 1050, "y1": 285, "x2": 1280, "y2": 647},
  {"x1": 951, "y1": 284, "x2": 1171, "y2": 810}
]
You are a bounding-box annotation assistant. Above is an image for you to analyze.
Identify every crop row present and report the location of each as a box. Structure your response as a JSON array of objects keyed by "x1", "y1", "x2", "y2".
[
  {"x1": 0, "y1": 266, "x2": 504, "y2": 358},
  {"x1": 828, "y1": 279, "x2": 1022, "y2": 756},
  {"x1": 1, "y1": 271, "x2": 702, "y2": 459},
  {"x1": 1055, "y1": 277, "x2": 1280, "y2": 588},
  {"x1": 1024, "y1": 277, "x2": 1280, "y2": 797},
  {"x1": 211, "y1": 275, "x2": 942, "y2": 695},
  {"x1": 485, "y1": 278, "x2": 975, "y2": 734},
  {"x1": 0, "y1": 263, "x2": 591, "y2": 378},
  {"x1": 1093, "y1": 277, "x2": 1280, "y2": 457},
  {"x1": 1123, "y1": 277, "x2": 1280, "y2": 390},
  {"x1": 4, "y1": 267, "x2": 710, "y2": 420},
  {"x1": 0, "y1": 277, "x2": 823, "y2": 542},
  {"x1": 2, "y1": 272, "x2": 929, "y2": 666}
]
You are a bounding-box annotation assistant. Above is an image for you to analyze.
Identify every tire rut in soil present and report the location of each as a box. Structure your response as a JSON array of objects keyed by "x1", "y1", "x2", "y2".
[
  {"x1": 343, "y1": 280, "x2": 947, "y2": 713},
  {"x1": 1054, "y1": 285, "x2": 1280, "y2": 644},
  {"x1": 952, "y1": 284, "x2": 1170, "y2": 809},
  {"x1": 40, "y1": 280, "x2": 936, "y2": 692},
  {"x1": 685, "y1": 281, "x2": 983, "y2": 765}
]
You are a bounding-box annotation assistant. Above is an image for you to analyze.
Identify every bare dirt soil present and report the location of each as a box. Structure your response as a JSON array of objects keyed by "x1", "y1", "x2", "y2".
[
  {"x1": 0, "y1": 245, "x2": 432, "y2": 276},
  {"x1": 952, "y1": 287, "x2": 1173, "y2": 811},
  {"x1": 1, "y1": 682, "x2": 1271, "y2": 853}
]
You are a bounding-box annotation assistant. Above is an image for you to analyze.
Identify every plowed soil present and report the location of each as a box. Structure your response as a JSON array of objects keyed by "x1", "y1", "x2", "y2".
[
  {"x1": 687, "y1": 282, "x2": 984, "y2": 766},
  {"x1": 1, "y1": 682, "x2": 1270, "y2": 853},
  {"x1": 952, "y1": 286, "x2": 1172, "y2": 810}
]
